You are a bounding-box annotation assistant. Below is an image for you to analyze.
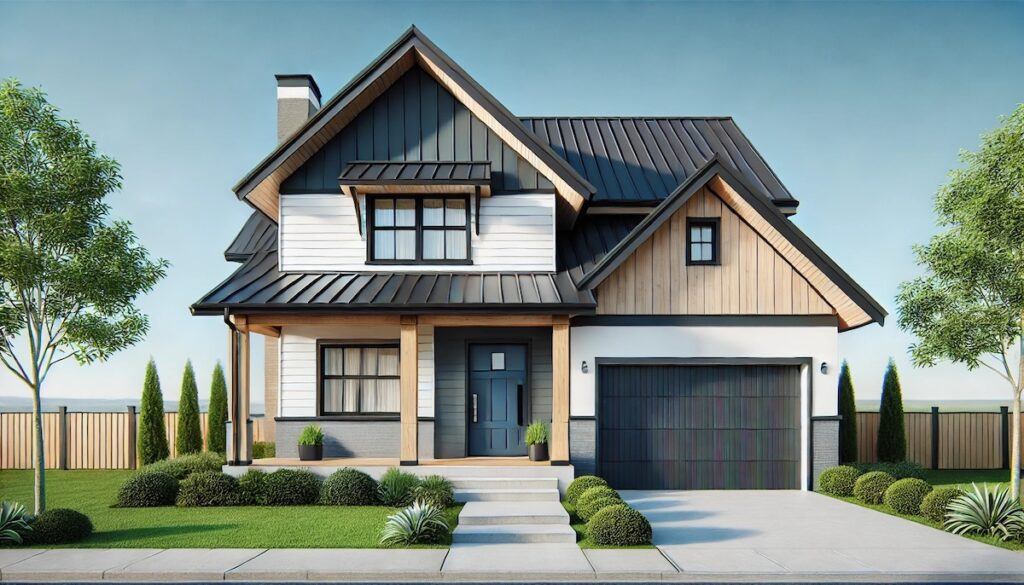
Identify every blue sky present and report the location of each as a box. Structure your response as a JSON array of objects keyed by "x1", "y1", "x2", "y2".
[{"x1": 1, "y1": 0, "x2": 1022, "y2": 406}]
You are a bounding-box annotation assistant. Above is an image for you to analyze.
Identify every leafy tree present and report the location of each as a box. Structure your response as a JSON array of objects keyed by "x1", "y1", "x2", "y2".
[
  {"x1": 838, "y1": 361, "x2": 858, "y2": 463},
  {"x1": 896, "y1": 104, "x2": 1024, "y2": 498},
  {"x1": 207, "y1": 362, "x2": 228, "y2": 454},
  {"x1": 176, "y1": 360, "x2": 202, "y2": 455},
  {"x1": 0, "y1": 80, "x2": 167, "y2": 513},
  {"x1": 876, "y1": 360, "x2": 906, "y2": 462},
  {"x1": 138, "y1": 359, "x2": 169, "y2": 464}
]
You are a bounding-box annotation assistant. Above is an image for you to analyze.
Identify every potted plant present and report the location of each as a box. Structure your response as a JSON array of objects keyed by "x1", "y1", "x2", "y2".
[
  {"x1": 526, "y1": 420, "x2": 549, "y2": 461},
  {"x1": 297, "y1": 424, "x2": 324, "y2": 461}
]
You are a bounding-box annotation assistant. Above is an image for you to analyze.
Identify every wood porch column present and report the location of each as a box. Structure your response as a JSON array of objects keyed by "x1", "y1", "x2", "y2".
[
  {"x1": 400, "y1": 315, "x2": 419, "y2": 465},
  {"x1": 227, "y1": 322, "x2": 240, "y2": 464},
  {"x1": 551, "y1": 316, "x2": 570, "y2": 464},
  {"x1": 228, "y1": 315, "x2": 252, "y2": 465}
]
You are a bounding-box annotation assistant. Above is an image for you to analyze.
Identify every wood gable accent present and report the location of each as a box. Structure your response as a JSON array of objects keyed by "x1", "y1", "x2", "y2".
[
  {"x1": 234, "y1": 27, "x2": 594, "y2": 227},
  {"x1": 596, "y1": 186, "x2": 835, "y2": 317}
]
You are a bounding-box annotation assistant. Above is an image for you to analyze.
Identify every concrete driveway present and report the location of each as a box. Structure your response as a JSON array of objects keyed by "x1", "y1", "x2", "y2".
[{"x1": 624, "y1": 489, "x2": 1024, "y2": 577}]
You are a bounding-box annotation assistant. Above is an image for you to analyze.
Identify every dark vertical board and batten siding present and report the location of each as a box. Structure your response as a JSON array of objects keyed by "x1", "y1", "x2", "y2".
[{"x1": 282, "y1": 68, "x2": 550, "y2": 194}]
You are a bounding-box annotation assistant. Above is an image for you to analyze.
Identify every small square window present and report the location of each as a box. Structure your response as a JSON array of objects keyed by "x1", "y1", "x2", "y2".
[
  {"x1": 686, "y1": 218, "x2": 719, "y2": 265},
  {"x1": 491, "y1": 352, "x2": 505, "y2": 370}
]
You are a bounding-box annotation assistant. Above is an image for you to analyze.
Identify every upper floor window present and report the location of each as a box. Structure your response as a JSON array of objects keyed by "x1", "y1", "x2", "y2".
[
  {"x1": 368, "y1": 196, "x2": 470, "y2": 263},
  {"x1": 686, "y1": 217, "x2": 720, "y2": 265}
]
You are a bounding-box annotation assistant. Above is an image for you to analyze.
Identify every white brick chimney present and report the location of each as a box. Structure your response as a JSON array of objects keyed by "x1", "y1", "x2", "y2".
[{"x1": 275, "y1": 74, "x2": 321, "y2": 143}]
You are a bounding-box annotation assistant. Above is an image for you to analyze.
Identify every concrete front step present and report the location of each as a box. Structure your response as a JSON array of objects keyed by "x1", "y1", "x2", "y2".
[
  {"x1": 454, "y1": 488, "x2": 560, "y2": 502},
  {"x1": 450, "y1": 477, "x2": 559, "y2": 490},
  {"x1": 459, "y1": 501, "x2": 569, "y2": 525},
  {"x1": 452, "y1": 523, "x2": 578, "y2": 544}
]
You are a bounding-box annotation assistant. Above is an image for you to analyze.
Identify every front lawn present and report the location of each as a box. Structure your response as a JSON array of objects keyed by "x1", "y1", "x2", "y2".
[{"x1": 0, "y1": 470, "x2": 460, "y2": 548}]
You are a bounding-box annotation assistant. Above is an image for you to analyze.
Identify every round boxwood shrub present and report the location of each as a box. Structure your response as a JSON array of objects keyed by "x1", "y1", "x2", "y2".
[
  {"x1": 883, "y1": 478, "x2": 932, "y2": 515},
  {"x1": 142, "y1": 452, "x2": 224, "y2": 480},
  {"x1": 818, "y1": 465, "x2": 860, "y2": 497},
  {"x1": 576, "y1": 486, "x2": 622, "y2": 520},
  {"x1": 25, "y1": 509, "x2": 93, "y2": 545},
  {"x1": 238, "y1": 469, "x2": 269, "y2": 505},
  {"x1": 588, "y1": 504, "x2": 652, "y2": 546},
  {"x1": 264, "y1": 469, "x2": 321, "y2": 505},
  {"x1": 566, "y1": 475, "x2": 608, "y2": 504},
  {"x1": 921, "y1": 487, "x2": 965, "y2": 523},
  {"x1": 854, "y1": 471, "x2": 896, "y2": 505},
  {"x1": 854, "y1": 460, "x2": 926, "y2": 480},
  {"x1": 579, "y1": 496, "x2": 624, "y2": 521},
  {"x1": 176, "y1": 471, "x2": 240, "y2": 507},
  {"x1": 321, "y1": 468, "x2": 379, "y2": 506},
  {"x1": 117, "y1": 471, "x2": 179, "y2": 507},
  {"x1": 412, "y1": 475, "x2": 454, "y2": 509}
]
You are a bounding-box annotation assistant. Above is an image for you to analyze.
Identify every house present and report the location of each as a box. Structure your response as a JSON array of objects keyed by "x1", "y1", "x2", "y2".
[{"x1": 192, "y1": 26, "x2": 885, "y2": 491}]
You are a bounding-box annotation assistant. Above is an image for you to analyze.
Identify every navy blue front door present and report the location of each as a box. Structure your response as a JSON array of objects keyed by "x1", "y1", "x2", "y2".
[{"x1": 468, "y1": 344, "x2": 527, "y2": 456}]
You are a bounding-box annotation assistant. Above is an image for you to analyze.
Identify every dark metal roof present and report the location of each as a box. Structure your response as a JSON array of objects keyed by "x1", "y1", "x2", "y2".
[
  {"x1": 339, "y1": 161, "x2": 491, "y2": 185},
  {"x1": 225, "y1": 212, "x2": 277, "y2": 262},
  {"x1": 557, "y1": 215, "x2": 643, "y2": 286},
  {"x1": 192, "y1": 249, "x2": 595, "y2": 315},
  {"x1": 520, "y1": 117, "x2": 796, "y2": 205}
]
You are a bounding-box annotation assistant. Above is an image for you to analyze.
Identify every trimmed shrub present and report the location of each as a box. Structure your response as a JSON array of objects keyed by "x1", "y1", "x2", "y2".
[
  {"x1": 854, "y1": 471, "x2": 896, "y2": 505},
  {"x1": 380, "y1": 501, "x2": 450, "y2": 546},
  {"x1": 207, "y1": 363, "x2": 228, "y2": 454},
  {"x1": 566, "y1": 475, "x2": 608, "y2": 504},
  {"x1": 876, "y1": 359, "x2": 906, "y2": 462},
  {"x1": 853, "y1": 460, "x2": 926, "y2": 480},
  {"x1": 238, "y1": 469, "x2": 268, "y2": 505},
  {"x1": 378, "y1": 468, "x2": 421, "y2": 507},
  {"x1": 837, "y1": 361, "x2": 858, "y2": 463},
  {"x1": 0, "y1": 501, "x2": 33, "y2": 545},
  {"x1": 138, "y1": 359, "x2": 169, "y2": 465},
  {"x1": 176, "y1": 360, "x2": 203, "y2": 456},
  {"x1": 177, "y1": 471, "x2": 240, "y2": 507},
  {"x1": 142, "y1": 452, "x2": 225, "y2": 480},
  {"x1": 921, "y1": 487, "x2": 965, "y2": 523},
  {"x1": 412, "y1": 475, "x2": 454, "y2": 509},
  {"x1": 117, "y1": 472, "x2": 179, "y2": 507},
  {"x1": 24, "y1": 509, "x2": 92, "y2": 545},
  {"x1": 264, "y1": 469, "x2": 321, "y2": 505},
  {"x1": 252, "y1": 441, "x2": 276, "y2": 459},
  {"x1": 577, "y1": 486, "x2": 622, "y2": 520},
  {"x1": 818, "y1": 465, "x2": 860, "y2": 497},
  {"x1": 321, "y1": 468, "x2": 379, "y2": 506},
  {"x1": 588, "y1": 504, "x2": 652, "y2": 546},
  {"x1": 578, "y1": 496, "x2": 623, "y2": 522},
  {"x1": 884, "y1": 478, "x2": 932, "y2": 515}
]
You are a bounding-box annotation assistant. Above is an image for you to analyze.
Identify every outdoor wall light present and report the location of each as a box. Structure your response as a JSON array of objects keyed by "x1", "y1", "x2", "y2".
[
  {"x1": 820, "y1": 362, "x2": 829, "y2": 375},
  {"x1": 581, "y1": 360, "x2": 589, "y2": 374}
]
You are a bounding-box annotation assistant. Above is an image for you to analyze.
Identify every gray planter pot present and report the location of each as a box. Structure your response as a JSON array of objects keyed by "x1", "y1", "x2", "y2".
[
  {"x1": 298, "y1": 444, "x2": 323, "y2": 461},
  {"x1": 528, "y1": 442, "x2": 548, "y2": 462}
]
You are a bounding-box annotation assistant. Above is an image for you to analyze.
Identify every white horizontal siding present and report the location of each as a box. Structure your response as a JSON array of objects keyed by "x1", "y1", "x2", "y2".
[
  {"x1": 277, "y1": 324, "x2": 436, "y2": 419},
  {"x1": 279, "y1": 192, "x2": 555, "y2": 272}
]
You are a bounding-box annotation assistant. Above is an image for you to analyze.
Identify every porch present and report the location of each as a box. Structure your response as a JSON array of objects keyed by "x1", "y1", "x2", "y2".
[{"x1": 224, "y1": 314, "x2": 571, "y2": 468}]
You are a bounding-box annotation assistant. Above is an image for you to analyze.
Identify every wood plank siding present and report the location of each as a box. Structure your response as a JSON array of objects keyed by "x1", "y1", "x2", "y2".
[
  {"x1": 281, "y1": 68, "x2": 552, "y2": 195},
  {"x1": 596, "y1": 187, "x2": 835, "y2": 316}
]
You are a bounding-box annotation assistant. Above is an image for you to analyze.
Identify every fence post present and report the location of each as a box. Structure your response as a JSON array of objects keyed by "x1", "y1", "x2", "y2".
[
  {"x1": 127, "y1": 405, "x2": 137, "y2": 470},
  {"x1": 930, "y1": 406, "x2": 940, "y2": 470},
  {"x1": 58, "y1": 406, "x2": 68, "y2": 470},
  {"x1": 1001, "y1": 405, "x2": 1010, "y2": 470}
]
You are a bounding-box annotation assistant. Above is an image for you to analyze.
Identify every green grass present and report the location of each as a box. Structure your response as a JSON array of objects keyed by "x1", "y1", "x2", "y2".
[
  {"x1": 562, "y1": 502, "x2": 654, "y2": 549},
  {"x1": 829, "y1": 469, "x2": 1022, "y2": 552},
  {"x1": 0, "y1": 470, "x2": 460, "y2": 548}
]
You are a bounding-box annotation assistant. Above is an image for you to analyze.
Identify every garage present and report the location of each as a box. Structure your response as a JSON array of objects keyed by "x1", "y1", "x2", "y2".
[{"x1": 597, "y1": 362, "x2": 803, "y2": 490}]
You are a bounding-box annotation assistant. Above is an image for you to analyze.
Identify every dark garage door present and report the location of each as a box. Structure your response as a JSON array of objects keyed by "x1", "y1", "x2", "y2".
[{"x1": 598, "y1": 364, "x2": 802, "y2": 490}]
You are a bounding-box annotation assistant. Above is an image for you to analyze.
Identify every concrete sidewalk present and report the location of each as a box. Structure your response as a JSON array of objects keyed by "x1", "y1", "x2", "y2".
[{"x1": 4, "y1": 545, "x2": 1024, "y2": 582}]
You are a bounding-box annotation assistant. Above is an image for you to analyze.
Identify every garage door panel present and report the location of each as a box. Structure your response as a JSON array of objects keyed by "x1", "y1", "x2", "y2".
[{"x1": 598, "y1": 364, "x2": 802, "y2": 490}]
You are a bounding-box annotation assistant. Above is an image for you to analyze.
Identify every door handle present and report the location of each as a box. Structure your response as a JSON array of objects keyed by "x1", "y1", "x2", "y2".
[
  {"x1": 517, "y1": 384, "x2": 524, "y2": 426},
  {"x1": 472, "y1": 393, "x2": 478, "y2": 423}
]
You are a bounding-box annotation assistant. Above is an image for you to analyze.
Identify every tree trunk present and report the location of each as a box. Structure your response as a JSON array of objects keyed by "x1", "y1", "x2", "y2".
[
  {"x1": 31, "y1": 386, "x2": 46, "y2": 515},
  {"x1": 1013, "y1": 390, "x2": 1021, "y2": 501}
]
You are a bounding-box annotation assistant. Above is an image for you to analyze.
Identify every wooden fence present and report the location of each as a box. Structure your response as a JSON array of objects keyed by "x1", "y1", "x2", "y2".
[
  {"x1": 856, "y1": 409, "x2": 1024, "y2": 469},
  {"x1": 0, "y1": 409, "x2": 267, "y2": 470}
]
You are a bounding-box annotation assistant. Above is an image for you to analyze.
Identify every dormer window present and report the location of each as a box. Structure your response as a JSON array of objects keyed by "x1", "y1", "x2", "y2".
[
  {"x1": 367, "y1": 196, "x2": 470, "y2": 264},
  {"x1": 686, "y1": 217, "x2": 720, "y2": 265}
]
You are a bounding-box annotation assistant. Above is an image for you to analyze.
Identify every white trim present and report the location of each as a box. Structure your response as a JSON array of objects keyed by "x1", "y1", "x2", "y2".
[
  {"x1": 586, "y1": 206, "x2": 655, "y2": 215},
  {"x1": 277, "y1": 85, "x2": 318, "y2": 103}
]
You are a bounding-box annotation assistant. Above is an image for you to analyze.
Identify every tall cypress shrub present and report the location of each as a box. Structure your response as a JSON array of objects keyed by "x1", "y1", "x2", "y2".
[
  {"x1": 876, "y1": 359, "x2": 906, "y2": 462},
  {"x1": 838, "y1": 361, "x2": 858, "y2": 463},
  {"x1": 207, "y1": 363, "x2": 228, "y2": 454},
  {"x1": 176, "y1": 360, "x2": 203, "y2": 455},
  {"x1": 138, "y1": 359, "x2": 169, "y2": 465}
]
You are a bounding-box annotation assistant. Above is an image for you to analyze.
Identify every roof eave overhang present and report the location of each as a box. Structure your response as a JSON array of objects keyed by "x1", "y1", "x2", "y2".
[{"x1": 190, "y1": 302, "x2": 597, "y2": 317}]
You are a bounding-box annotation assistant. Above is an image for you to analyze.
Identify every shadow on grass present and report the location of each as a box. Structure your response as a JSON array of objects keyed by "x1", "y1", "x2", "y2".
[{"x1": 87, "y1": 523, "x2": 237, "y2": 543}]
